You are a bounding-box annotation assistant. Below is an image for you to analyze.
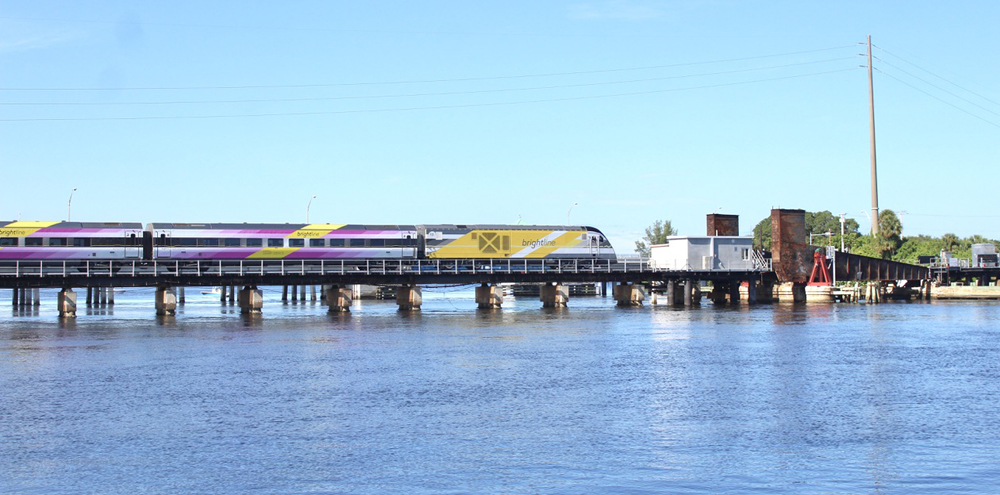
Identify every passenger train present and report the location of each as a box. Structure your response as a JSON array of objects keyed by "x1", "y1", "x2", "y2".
[{"x1": 0, "y1": 221, "x2": 616, "y2": 261}]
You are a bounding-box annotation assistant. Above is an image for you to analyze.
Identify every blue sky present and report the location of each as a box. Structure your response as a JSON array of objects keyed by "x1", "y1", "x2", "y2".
[{"x1": 1, "y1": 1, "x2": 998, "y2": 252}]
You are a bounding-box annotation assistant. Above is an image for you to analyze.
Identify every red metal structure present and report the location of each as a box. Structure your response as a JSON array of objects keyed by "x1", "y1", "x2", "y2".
[{"x1": 808, "y1": 248, "x2": 832, "y2": 286}]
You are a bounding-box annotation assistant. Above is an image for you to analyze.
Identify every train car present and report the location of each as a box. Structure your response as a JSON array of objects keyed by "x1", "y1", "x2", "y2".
[
  {"x1": 0, "y1": 221, "x2": 144, "y2": 260},
  {"x1": 418, "y1": 224, "x2": 615, "y2": 259},
  {"x1": 146, "y1": 223, "x2": 420, "y2": 260}
]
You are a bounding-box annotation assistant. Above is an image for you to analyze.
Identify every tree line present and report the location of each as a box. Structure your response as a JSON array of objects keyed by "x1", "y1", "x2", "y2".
[
  {"x1": 752, "y1": 210, "x2": 999, "y2": 262},
  {"x1": 635, "y1": 211, "x2": 998, "y2": 263}
]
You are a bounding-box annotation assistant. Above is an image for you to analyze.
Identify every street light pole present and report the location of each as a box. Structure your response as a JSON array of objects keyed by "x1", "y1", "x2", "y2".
[
  {"x1": 67, "y1": 187, "x2": 77, "y2": 221},
  {"x1": 566, "y1": 202, "x2": 578, "y2": 226},
  {"x1": 839, "y1": 213, "x2": 846, "y2": 252},
  {"x1": 306, "y1": 195, "x2": 316, "y2": 224}
]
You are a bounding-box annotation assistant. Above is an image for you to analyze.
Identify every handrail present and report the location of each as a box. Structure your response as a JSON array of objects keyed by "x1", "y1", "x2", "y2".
[{"x1": 0, "y1": 256, "x2": 768, "y2": 283}]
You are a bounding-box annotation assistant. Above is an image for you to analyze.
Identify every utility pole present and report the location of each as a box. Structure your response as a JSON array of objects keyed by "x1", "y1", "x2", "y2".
[{"x1": 868, "y1": 34, "x2": 879, "y2": 235}]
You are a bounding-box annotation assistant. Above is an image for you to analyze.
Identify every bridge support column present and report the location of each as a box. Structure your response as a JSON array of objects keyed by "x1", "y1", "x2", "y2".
[
  {"x1": 613, "y1": 283, "x2": 645, "y2": 307},
  {"x1": 107, "y1": 287, "x2": 114, "y2": 305},
  {"x1": 310, "y1": 285, "x2": 317, "y2": 302},
  {"x1": 238, "y1": 286, "x2": 263, "y2": 314},
  {"x1": 683, "y1": 280, "x2": 694, "y2": 307},
  {"x1": 729, "y1": 279, "x2": 741, "y2": 304},
  {"x1": 155, "y1": 287, "x2": 177, "y2": 316},
  {"x1": 299, "y1": 285, "x2": 306, "y2": 302},
  {"x1": 178, "y1": 287, "x2": 185, "y2": 305},
  {"x1": 396, "y1": 285, "x2": 422, "y2": 311},
  {"x1": 326, "y1": 285, "x2": 353, "y2": 312},
  {"x1": 99, "y1": 287, "x2": 108, "y2": 305},
  {"x1": 57, "y1": 288, "x2": 77, "y2": 318},
  {"x1": 291, "y1": 285, "x2": 298, "y2": 302},
  {"x1": 282, "y1": 286, "x2": 288, "y2": 303},
  {"x1": 19, "y1": 287, "x2": 27, "y2": 306},
  {"x1": 792, "y1": 283, "x2": 806, "y2": 303},
  {"x1": 665, "y1": 280, "x2": 684, "y2": 306},
  {"x1": 476, "y1": 283, "x2": 503, "y2": 309},
  {"x1": 747, "y1": 279, "x2": 758, "y2": 304},
  {"x1": 32, "y1": 288, "x2": 40, "y2": 306},
  {"x1": 11, "y1": 287, "x2": 17, "y2": 307},
  {"x1": 86, "y1": 287, "x2": 93, "y2": 306},
  {"x1": 710, "y1": 282, "x2": 728, "y2": 305},
  {"x1": 540, "y1": 283, "x2": 568, "y2": 308}
]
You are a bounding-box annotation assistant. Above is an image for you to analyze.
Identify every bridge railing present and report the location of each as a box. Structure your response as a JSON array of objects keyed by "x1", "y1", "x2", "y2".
[{"x1": 0, "y1": 257, "x2": 664, "y2": 280}]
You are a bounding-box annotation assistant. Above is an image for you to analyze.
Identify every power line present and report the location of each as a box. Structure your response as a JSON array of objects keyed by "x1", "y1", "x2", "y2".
[
  {"x1": 1, "y1": 57, "x2": 857, "y2": 107},
  {"x1": 0, "y1": 67, "x2": 858, "y2": 122},
  {"x1": 873, "y1": 57, "x2": 1000, "y2": 119},
  {"x1": 0, "y1": 45, "x2": 858, "y2": 92},
  {"x1": 875, "y1": 68, "x2": 1000, "y2": 130},
  {"x1": 873, "y1": 44, "x2": 1000, "y2": 109}
]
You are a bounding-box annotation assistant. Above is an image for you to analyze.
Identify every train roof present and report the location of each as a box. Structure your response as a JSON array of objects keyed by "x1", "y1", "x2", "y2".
[
  {"x1": 145, "y1": 222, "x2": 417, "y2": 230},
  {"x1": 1, "y1": 221, "x2": 143, "y2": 229},
  {"x1": 418, "y1": 224, "x2": 604, "y2": 232}
]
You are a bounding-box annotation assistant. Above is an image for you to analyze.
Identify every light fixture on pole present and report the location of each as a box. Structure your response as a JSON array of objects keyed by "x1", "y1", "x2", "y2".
[
  {"x1": 306, "y1": 195, "x2": 316, "y2": 224},
  {"x1": 67, "y1": 187, "x2": 77, "y2": 221},
  {"x1": 566, "y1": 202, "x2": 578, "y2": 226}
]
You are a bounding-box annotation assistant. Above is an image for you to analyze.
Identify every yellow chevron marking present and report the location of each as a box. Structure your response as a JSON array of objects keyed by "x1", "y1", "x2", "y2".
[
  {"x1": 1, "y1": 221, "x2": 59, "y2": 238},
  {"x1": 4, "y1": 221, "x2": 59, "y2": 228},
  {"x1": 286, "y1": 224, "x2": 346, "y2": 238},
  {"x1": 427, "y1": 232, "x2": 482, "y2": 258},
  {"x1": 429, "y1": 229, "x2": 587, "y2": 259},
  {"x1": 248, "y1": 247, "x2": 299, "y2": 259},
  {"x1": 524, "y1": 231, "x2": 586, "y2": 258}
]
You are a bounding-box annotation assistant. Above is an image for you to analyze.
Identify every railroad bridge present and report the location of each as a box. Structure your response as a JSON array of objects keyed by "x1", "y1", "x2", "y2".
[
  {"x1": 0, "y1": 209, "x2": 932, "y2": 318},
  {"x1": 0, "y1": 257, "x2": 768, "y2": 316}
]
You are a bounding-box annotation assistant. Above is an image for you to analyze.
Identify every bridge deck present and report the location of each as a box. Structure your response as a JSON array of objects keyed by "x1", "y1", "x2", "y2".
[{"x1": 0, "y1": 258, "x2": 767, "y2": 288}]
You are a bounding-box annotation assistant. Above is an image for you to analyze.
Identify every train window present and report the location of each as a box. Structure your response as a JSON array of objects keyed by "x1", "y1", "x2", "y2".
[
  {"x1": 156, "y1": 234, "x2": 168, "y2": 246},
  {"x1": 329, "y1": 239, "x2": 345, "y2": 247},
  {"x1": 178, "y1": 238, "x2": 198, "y2": 247},
  {"x1": 246, "y1": 238, "x2": 263, "y2": 247},
  {"x1": 25, "y1": 238, "x2": 42, "y2": 246},
  {"x1": 93, "y1": 238, "x2": 120, "y2": 247},
  {"x1": 370, "y1": 239, "x2": 385, "y2": 247},
  {"x1": 288, "y1": 239, "x2": 305, "y2": 247},
  {"x1": 48, "y1": 238, "x2": 68, "y2": 246},
  {"x1": 73, "y1": 238, "x2": 91, "y2": 247},
  {"x1": 201, "y1": 239, "x2": 220, "y2": 247},
  {"x1": 267, "y1": 239, "x2": 283, "y2": 247},
  {"x1": 0, "y1": 238, "x2": 17, "y2": 247},
  {"x1": 309, "y1": 239, "x2": 325, "y2": 247},
  {"x1": 224, "y1": 238, "x2": 242, "y2": 247},
  {"x1": 349, "y1": 239, "x2": 366, "y2": 247}
]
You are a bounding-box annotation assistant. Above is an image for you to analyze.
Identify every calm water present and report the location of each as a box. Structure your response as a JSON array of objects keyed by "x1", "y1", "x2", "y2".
[{"x1": 2, "y1": 287, "x2": 1000, "y2": 494}]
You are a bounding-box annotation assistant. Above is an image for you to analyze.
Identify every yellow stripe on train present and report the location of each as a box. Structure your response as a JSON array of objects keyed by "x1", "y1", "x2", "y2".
[
  {"x1": 523, "y1": 231, "x2": 587, "y2": 258},
  {"x1": 247, "y1": 247, "x2": 300, "y2": 259},
  {"x1": 430, "y1": 230, "x2": 585, "y2": 258},
  {"x1": 0, "y1": 221, "x2": 60, "y2": 238},
  {"x1": 286, "y1": 224, "x2": 346, "y2": 239}
]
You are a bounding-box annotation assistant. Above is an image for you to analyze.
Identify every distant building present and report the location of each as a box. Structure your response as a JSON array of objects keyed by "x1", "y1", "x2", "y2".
[{"x1": 650, "y1": 236, "x2": 755, "y2": 271}]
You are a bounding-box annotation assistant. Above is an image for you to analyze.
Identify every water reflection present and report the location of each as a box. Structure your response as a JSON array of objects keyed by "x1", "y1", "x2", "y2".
[{"x1": 2, "y1": 292, "x2": 1000, "y2": 493}]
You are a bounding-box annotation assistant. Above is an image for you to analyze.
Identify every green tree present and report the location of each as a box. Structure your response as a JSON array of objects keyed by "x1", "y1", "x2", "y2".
[
  {"x1": 941, "y1": 233, "x2": 959, "y2": 252},
  {"x1": 877, "y1": 209, "x2": 903, "y2": 257},
  {"x1": 635, "y1": 220, "x2": 677, "y2": 257},
  {"x1": 752, "y1": 217, "x2": 772, "y2": 250},
  {"x1": 752, "y1": 211, "x2": 859, "y2": 251}
]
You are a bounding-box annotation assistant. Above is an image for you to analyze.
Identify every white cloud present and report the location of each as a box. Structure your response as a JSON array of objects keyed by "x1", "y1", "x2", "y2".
[{"x1": 0, "y1": 32, "x2": 75, "y2": 52}]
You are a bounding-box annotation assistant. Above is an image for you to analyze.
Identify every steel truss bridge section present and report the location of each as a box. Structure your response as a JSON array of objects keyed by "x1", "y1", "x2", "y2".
[{"x1": 0, "y1": 258, "x2": 768, "y2": 288}]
